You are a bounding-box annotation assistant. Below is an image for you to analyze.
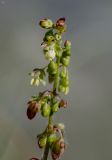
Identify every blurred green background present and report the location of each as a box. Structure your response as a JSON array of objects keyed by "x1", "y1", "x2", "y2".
[{"x1": 0, "y1": 0, "x2": 112, "y2": 160}]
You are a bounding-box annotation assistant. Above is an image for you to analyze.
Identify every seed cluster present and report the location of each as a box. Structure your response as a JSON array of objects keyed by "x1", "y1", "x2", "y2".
[{"x1": 27, "y1": 17, "x2": 71, "y2": 160}]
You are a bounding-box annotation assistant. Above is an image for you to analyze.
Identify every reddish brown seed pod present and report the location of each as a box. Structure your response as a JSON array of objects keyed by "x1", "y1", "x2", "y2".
[
  {"x1": 27, "y1": 101, "x2": 40, "y2": 120},
  {"x1": 30, "y1": 157, "x2": 40, "y2": 160},
  {"x1": 56, "y1": 17, "x2": 65, "y2": 27},
  {"x1": 51, "y1": 138, "x2": 66, "y2": 160},
  {"x1": 59, "y1": 99, "x2": 68, "y2": 108}
]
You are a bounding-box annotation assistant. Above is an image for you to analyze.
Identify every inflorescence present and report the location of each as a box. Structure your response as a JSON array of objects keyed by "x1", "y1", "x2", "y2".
[{"x1": 26, "y1": 17, "x2": 71, "y2": 160}]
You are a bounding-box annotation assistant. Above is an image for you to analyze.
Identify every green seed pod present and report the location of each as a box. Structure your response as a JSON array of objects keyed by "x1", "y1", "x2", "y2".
[
  {"x1": 48, "y1": 61, "x2": 57, "y2": 74},
  {"x1": 41, "y1": 103, "x2": 51, "y2": 117},
  {"x1": 39, "y1": 18, "x2": 53, "y2": 29},
  {"x1": 60, "y1": 78, "x2": 69, "y2": 87},
  {"x1": 56, "y1": 18, "x2": 65, "y2": 27},
  {"x1": 59, "y1": 70, "x2": 66, "y2": 78},
  {"x1": 61, "y1": 56, "x2": 70, "y2": 67},
  {"x1": 51, "y1": 101, "x2": 59, "y2": 113},
  {"x1": 48, "y1": 134, "x2": 57, "y2": 146},
  {"x1": 58, "y1": 84, "x2": 65, "y2": 93},
  {"x1": 38, "y1": 134, "x2": 47, "y2": 148},
  {"x1": 62, "y1": 50, "x2": 71, "y2": 56}
]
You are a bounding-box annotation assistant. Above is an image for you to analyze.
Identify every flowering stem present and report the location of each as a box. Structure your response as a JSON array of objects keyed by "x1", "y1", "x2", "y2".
[{"x1": 27, "y1": 18, "x2": 71, "y2": 160}]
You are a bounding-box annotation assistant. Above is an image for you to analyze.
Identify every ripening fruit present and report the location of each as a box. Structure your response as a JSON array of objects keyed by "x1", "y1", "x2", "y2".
[
  {"x1": 39, "y1": 18, "x2": 53, "y2": 29},
  {"x1": 56, "y1": 17, "x2": 65, "y2": 27},
  {"x1": 59, "y1": 99, "x2": 67, "y2": 108},
  {"x1": 41, "y1": 103, "x2": 51, "y2": 117},
  {"x1": 51, "y1": 138, "x2": 66, "y2": 160},
  {"x1": 27, "y1": 101, "x2": 40, "y2": 120},
  {"x1": 38, "y1": 134, "x2": 47, "y2": 148}
]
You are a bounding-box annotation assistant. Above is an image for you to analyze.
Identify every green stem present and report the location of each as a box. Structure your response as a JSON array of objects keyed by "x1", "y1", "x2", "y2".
[{"x1": 43, "y1": 56, "x2": 60, "y2": 160}]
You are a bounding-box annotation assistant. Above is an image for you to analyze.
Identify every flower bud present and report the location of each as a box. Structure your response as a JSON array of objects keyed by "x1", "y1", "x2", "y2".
[
  {"x1": 41, "y1": 103, "x2": 51, "y2": 117},
  {"x1": 64, "y1": 40, "x2": 71, "y2": 49},
  {"x1": 39, "y1": 18, "x2": 53, "y2": 29},
  {"x1": 55, "y1": 33, "x2": 62, "y2": 41},
  {"x1": 27, "y1": 101, "x2": 40, "y2": 120},
  {"x1": 51, "y1": 101, "x2": 59, "y2": 113},
  {"x1": 46, "y1": 35, "x2": 54, "y2": 42},
  {"x1": 56, "y1": 17, "x2": 65, "y2": 27},
  {"x1": 38, "y1": 134, "x2": 47, "y2": 148},
  {"x1": 48, "y1": 61, "x2": 57, "y2": 74},
  {"x1": 61, "y1": 56, "x2": 70, "y2": 67}
]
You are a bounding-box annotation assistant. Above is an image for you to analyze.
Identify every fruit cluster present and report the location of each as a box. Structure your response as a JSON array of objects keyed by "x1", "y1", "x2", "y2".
[{"x1": 27, "y1": 17, "x2": 71, "y2": 160}]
